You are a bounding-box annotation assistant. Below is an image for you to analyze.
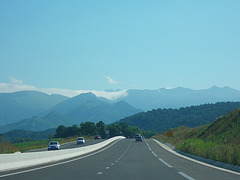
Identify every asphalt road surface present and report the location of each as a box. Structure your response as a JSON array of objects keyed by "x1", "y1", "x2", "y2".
[{"x1": 1, "y1": 139, "x2": 240, "y2": 180}]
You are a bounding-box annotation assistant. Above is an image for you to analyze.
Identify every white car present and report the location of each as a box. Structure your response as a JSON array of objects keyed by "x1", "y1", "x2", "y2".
[
  {"x1": 77, "y1": 137, "x2": 85, "y2": 144},
  {"x1": 48, "y1": 141, "x2": 60, "y2": 150}
]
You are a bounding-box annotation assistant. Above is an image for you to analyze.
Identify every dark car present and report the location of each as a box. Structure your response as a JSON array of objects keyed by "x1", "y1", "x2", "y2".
[
  {"x1": 48, "y1": 141, "x2": 60, "y2": 151},
  {"x1": 136, "y1": 136, "x2": 143, "y2": 142},
  {"x1": 94, "y1": 135, "x2": 100, "y2": 139},
  {"x1": 135, "y1": 134, "x2": 141, "y2": 139}
]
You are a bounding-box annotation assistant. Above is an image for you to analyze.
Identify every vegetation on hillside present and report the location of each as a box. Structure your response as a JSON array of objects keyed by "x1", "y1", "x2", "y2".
[
  {"x1": 0, "y1": 121, "x2": 155, "y2": 153},
  {"x1": 55, "y1": 121, "x2": 155, "y2": 139},
  {"x1": 0, "y1": 135, "x2": 95, "y2": 153},
  {"x1": 0, "y1": 135, "x2": 18, "y2": 153},
  {"x1": 3, "y1": 128, "x2": 56, "y2": 142},
  {"x1": 12, "y1": 137, "x2": 88, "y2": 152},
  {"x1": 153, "y1": 108, "x2": 240, "y2": 165},
  {"x1": 119, "y1": 102, "x2": 240, "y2": 132}
]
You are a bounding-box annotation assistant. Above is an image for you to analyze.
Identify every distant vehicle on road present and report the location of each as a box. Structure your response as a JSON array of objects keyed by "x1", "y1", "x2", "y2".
[
  {"x1": 94, "y1": 135, "x2": 101, "y2": 139},
  {"x1": 135, "y1": 134, "x2": 141, "y2": 139},
  {"x1": 135, "y1": 136, "x2": 143, "y2": 142},
  {"x1": 77, "y1": 137, "x2": 85, "y2": 144},
  {"x1": 48, "y1": 141, "x2": 60, "y2": 150}
]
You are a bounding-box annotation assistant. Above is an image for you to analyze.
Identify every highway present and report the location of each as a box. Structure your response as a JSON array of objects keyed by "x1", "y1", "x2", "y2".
[{"x1": 1, "y1": 138, "x2": 240, "y2": 180}]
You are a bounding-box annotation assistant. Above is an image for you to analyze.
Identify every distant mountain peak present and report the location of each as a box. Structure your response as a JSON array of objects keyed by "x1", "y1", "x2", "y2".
[
  {"x1": 210, "y1": 85, "x2": 220, "y2": 89},
  {"x1": 75, "y1": 92, "x2": 97, "y2": 99}
]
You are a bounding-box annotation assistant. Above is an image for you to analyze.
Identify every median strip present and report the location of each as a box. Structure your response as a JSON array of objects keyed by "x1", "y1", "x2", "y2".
[{"x1": 0, "y1": 136, "x2": 125, "y2": 173}]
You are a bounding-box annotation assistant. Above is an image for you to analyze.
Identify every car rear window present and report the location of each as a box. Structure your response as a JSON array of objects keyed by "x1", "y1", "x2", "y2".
[{"x1": 50, "y1": 142, "x2": 58, "y2": 145}]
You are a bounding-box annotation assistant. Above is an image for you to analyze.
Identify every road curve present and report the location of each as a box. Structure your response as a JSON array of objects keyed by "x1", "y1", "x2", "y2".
[{"x1": 1, "y1": 139, "x2": 240, "y2": 180}]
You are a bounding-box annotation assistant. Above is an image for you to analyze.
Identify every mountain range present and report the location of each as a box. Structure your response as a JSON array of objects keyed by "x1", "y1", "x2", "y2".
[
  {"x1": 0, "y1": 92, "x2": 141, "y2": 133},
  {"x1": 0, "y1": 91, "x2": 68, "y2": 126},
  {"x1": 1, "y1": 86, "x2": 240, "y2": 133},
  {"x1": 118, "y1": 86, "x2": 240, "y2": 111}
]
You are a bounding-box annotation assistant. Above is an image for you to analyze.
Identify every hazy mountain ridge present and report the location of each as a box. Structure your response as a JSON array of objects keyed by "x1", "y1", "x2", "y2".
[
  {"x1": 119, "y1": 86, "x2": 240, "y2": 111},
  {"x1": 1, "y1": 86, "x2": 240, "y2": 133},
  {"x1": 0, "y1": 92, "x2": 141, "y2": 133},
  {"x1": 0, "y1": 111, "x2": 71, "y2": 133},
  {"x1": 50, "y1": 93, "x2": 141, "y2": 124},
  {"x1": 0, "y1": 91, "x2": 69, "y2": 126}
]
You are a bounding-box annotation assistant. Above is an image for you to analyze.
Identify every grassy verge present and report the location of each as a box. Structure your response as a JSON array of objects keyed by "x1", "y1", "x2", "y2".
[
  {"x1": 0, "y1": 141, "x2": 19, "y2": 154},
  {"x1": 178, "y1": 138, "x2": 240, "y2": 165},
  {"x1": 153, "y1": 126, "x2": 240, "y2": 166},
  {"x1": 1, "y1": 136, "x2": 94, "y2": 153}
]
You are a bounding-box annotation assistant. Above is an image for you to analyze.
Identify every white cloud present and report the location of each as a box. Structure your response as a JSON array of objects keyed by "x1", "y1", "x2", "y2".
[
  {"x1": 0, "y1": 77, "x2": 128, "y2": 100},
  {"x1": 0, "y1": 77, "x2": 37, "y2": 93},
  {"x1": 90, "y1": 90, "x2": 128, "y2": 100},
  {"x1": 106, "y1": 76, "x2": 119, "y2": 84},
  {"x1": 9, "y1": 77, "x2": 23, "y2": 84}
]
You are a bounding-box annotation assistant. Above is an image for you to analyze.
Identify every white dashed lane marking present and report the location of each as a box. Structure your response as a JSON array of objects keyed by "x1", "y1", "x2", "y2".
[
  {"x1": 146, "y1": 139, "x2": 196, "y2": 180},
  {"x1": 96, "y1": 140, "x2": 133, "y2": 175},
  {"x1": 178, "y1": 172, "x2": 195, "y2": 180},
  {"x1": 158, "y1": 158, "x2": 173, "y2": 168},
  {"x1": 152, "y1": 152, "x2": 158, "y2": 157}
]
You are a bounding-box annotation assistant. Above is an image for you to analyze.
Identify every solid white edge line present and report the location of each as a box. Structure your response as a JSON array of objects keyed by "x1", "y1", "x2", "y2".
[
  {"x1": 153, "y1": 139, "x2": 240, "y2": 176},
  {"x1": 0, "y1": 139, "x2": 122, "y2": 178},
  {"x1": 178, "y1": 172, "x2": 195, "y2": 180}
]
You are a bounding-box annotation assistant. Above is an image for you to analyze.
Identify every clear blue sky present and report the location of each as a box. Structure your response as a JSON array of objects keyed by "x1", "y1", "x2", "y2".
[{"x1": 0, "y1": 0, "x2": 240, "y2": 94}]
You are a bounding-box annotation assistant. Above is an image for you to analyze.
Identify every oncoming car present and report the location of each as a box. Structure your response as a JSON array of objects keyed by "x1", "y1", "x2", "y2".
[
  {"x1": 48, "y1": 141, "x2": 60, "y2": 151},
  {"x1": 76, "y1": 137, "x2": 85, "y2": 144}
]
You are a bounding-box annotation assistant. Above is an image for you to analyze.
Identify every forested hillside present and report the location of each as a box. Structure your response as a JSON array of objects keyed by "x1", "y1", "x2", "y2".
[
  {"x1": 54, "y1": 121, "x2": 155, "y2": 139},
  {"x1": 119, "y1": 102, "x2": 240, "y2": 132}
]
